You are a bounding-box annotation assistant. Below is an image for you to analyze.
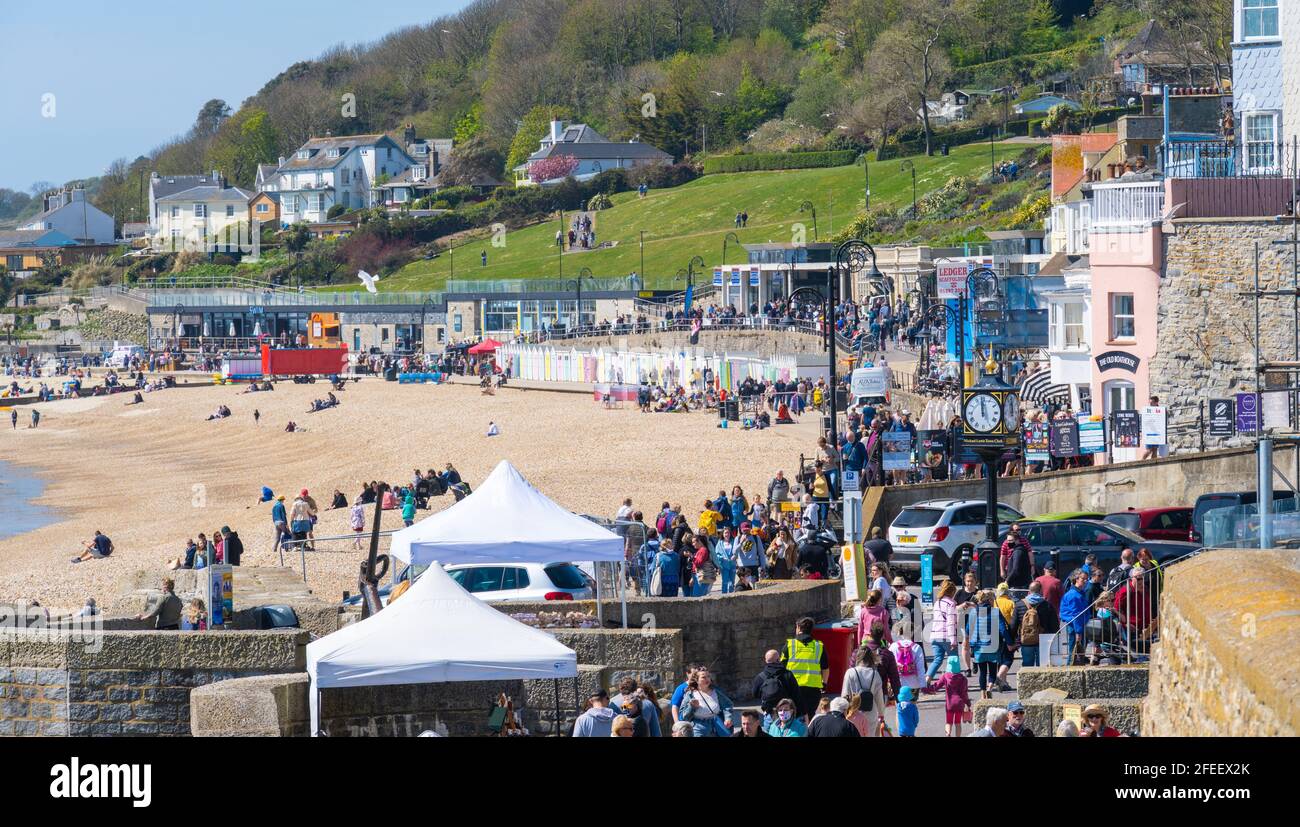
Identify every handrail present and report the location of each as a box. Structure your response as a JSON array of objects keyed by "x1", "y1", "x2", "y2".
[
  {"x1": 508, "y1": 315, "x2": 824, "y2": 345},
  {"x1": 280, "y1": 530, "x2": 397, "y2": 583}
]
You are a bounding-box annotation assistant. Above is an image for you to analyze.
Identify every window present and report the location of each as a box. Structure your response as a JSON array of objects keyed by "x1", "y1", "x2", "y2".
[
  {"x1": 341, "y1": 169, "x2": 349, "y2": 185},
  {"x1": 225, "y1": 205, "x2": 234, "y2": 217},
  {"x1": 5, "y1": 255, "x2": 22, "y2": 270},
  {"x1": 1243, "y1": 113, "x2": 1278, "y2": 173},
  {"x1": 1051, "y1": 302, "x2": 1086, "y2": 350},
  {"x1": 500, "y1": 567, "x2": 530, "y2": 591},
  {"x1": 296, "y1": 149, "x2": 310, "y2": 160},
  {"x1": 451, "y1": 567, "x2": 504, "y2": 593},
  {"x1": 326, "y1": 148, "x2": 340, "y2": 158},
  {"x1": 1110, "y1": 293, "x2": 1135, "y2": 340},
  {"x1": 170, "y1": 206, "x2": 179, "y2": 218},
  {"x1": 1107, "y1": 381, "x2": 1136, "y2": 415},
  {"x1": 193, "y1": 204, "x2": 206, "y2": 218},
  {"x1": 543, "y1": 564, "x2": 588, "y2": 590},
  {"x1": 1243, "y1": 0, "x2": 1278, "y2": 38},
  {"x1": 256, "y1": 203, "x2": 269, "y2": 214}
]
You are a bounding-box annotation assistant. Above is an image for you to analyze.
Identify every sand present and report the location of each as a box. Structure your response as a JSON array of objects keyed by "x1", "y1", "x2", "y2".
[{"x1": 0, "y1": 378, "x2": 817, "y2": 611}]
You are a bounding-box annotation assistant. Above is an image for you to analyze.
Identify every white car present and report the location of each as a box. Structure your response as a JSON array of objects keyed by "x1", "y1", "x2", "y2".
[
  {"x1": 444, "y1": 562, "x2": 595, "y2": 602},
  {"x1": 887, "y1": 499, "x2": 1024, "y2": 581}
]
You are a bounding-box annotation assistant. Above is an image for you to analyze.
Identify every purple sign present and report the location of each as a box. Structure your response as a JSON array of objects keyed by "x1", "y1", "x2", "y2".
[{"x1": 1236, "y1": 392, "x2": 1259, "y2": 433}]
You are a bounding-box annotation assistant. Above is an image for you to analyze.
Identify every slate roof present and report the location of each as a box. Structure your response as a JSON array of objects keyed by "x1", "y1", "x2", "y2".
[
  {"x1": 155, "y1": 184, "x2": 254, "y2": 203},
  {"x1": 277, "y1": 134, "x2": 403, "y2": 171}
]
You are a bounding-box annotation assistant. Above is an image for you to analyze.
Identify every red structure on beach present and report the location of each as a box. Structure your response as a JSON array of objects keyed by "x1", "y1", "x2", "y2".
[{"x1": 260, "y1": 345, "x2": 349, "y2": 377}]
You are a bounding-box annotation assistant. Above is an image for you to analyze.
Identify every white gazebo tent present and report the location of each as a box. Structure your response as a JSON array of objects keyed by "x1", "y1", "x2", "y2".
[
  {"x1": 389, "y1": 460, "x2": 630, "y2": 626},
  {"x1": 306, "y1": 563, "x2": 577, "y2": 736}
]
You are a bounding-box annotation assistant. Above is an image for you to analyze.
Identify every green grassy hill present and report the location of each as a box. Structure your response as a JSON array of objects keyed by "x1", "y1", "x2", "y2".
[{"x1": 382, "y1": 141, "x2": 1041, "y2": 292}]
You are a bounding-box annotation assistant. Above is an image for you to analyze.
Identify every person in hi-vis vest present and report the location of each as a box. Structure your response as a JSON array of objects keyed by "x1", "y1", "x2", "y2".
[{"x1": 781, "y1": 616, "x2": 829, "y2": 721}]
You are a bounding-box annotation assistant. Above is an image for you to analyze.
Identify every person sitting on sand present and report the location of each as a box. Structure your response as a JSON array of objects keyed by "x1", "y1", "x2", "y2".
[
  {"x1": 327, "y1": 392, "x2": 338, "y2": 407},
  {"x1": 330, "y1": 489, "x2": 348, "y2": 509},
  {"x1": 125, "y1": 391, "x2": 143, "y2": 405},
  {"x1": 71, "y1": 530, "x2": 114, "y2": 563},
  {"x1": 487, "y1": 421, "x2": 500, "y2": 437},
  {"x1": 285, "y1": 421, "x2": 298, "y2": 432},
  {"x1": 165, "y1": 537, "x2": 198, "y2": 570}
]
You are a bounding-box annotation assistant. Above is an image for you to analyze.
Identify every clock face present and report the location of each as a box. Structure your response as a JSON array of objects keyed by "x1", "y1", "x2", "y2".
[
  {"x1": 1002, "y1": 394, "x2": 1020, "y2": 430},
  {"x1": 964, "y1": 393, "x2": 1001, "y2": 433}
]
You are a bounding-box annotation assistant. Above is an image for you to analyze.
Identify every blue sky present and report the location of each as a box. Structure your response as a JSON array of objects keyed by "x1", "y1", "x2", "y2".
[{"x1": 0, "y1": 0, "x2": 469, "y2": 193}]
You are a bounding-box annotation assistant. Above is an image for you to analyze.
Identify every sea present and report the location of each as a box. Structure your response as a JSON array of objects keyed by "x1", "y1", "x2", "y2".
[{"x1": 0, "y1": 460, "x2": 56, "y2": 540}]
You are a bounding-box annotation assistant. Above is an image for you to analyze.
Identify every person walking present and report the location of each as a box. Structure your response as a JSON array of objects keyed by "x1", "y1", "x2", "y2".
[
  {"x1": 271, "y1": 495, "x2": 289, "y2": 553},
  {"x1": 781, "y1": 616, "x2": 829, "y2": 720},
  {"x1": 927, "y1": 580, "x2": 960, "y2": 681},
  {"x1": 680, "y1": 667, "x2": 734, "y2": 737},
  {"x1": 808, "y1": 696, "x2": 860, "y2": 737},
  {"x1": 923, "y1": 655, "x2": 972, "y2": 736},
  {"x1": 765, "y1": 698, "x2": 807, "y2": 737},
  {"x1": 751, "y1": 650, "x2": 801, "y2": 724},
  {"x1": 840, "y1": 646, "x2": 887, "y2": 736},
  {"x1": 1060, "y1": 569, "x2": 1092, "y2": 664},
  {"x1": 712, "y1": 527, "x2": 738, "y2": 594}
]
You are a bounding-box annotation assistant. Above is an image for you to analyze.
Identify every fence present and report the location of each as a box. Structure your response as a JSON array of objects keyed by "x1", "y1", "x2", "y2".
[
  {"x1": 1090, "y1": 180, "x2": 1166, "y2": 230},
  {"x1": 1048, "y1": 549, "x2": 1202, "y2": 667},
  {"x1": 513, "y1": 315, "x2": 824, "y2": 346}
]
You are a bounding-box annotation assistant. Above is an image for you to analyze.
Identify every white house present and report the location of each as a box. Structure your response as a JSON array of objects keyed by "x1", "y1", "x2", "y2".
[
  {"x1": 1039, "y1": 253, "x2": 1094, "y2": 413},
  {"x1": 259, "y1": 133, "x2": 415, "y2": 225},
  {"x1": 514, "y1": 121, "x2": 672, "y2": 187},
  {"x1": 148, "y1": 172, "x2": 226, "y2": 233},
  {"x1": 18, "y1": 188, "x2": 114, "y2": 244},
  {"x1": 153, "y1": 176, "x2": 254, "y2": 252}
]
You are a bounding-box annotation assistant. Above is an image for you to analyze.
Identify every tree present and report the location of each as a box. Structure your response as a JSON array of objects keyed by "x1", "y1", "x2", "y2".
[
  {"x1": 454, "y1": 101, "x2": 483, "y2": 144},
  {"x1": 869, "y1": 5, "x2": 956, "y2": 157},
  {"x1": 194, "y1": 99, "x2": 232, "y2": 139},
  {"x1": 527, "y1": 154, "x2": 581, "y2": 183},
  {"x1": 505, "y1": 105, "x2": 575, "y2": 176},
  {"x1": 206, "y1": 109, "x2": 280, "y2": 188},
  {"x1": 439, "y1": 136, "x2": 505, "y2": 186}
]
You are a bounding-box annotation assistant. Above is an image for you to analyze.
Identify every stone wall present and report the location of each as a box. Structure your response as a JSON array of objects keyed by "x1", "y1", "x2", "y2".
[
  {"x1": 1143, "y1": 549, "x2": 1300, "y2": 736},
  {"x1": 0, "y1": 629, "x2": 307, "y2": 736},
  {"x1": 1154, "y1": 218, "x2": 1296, "y2": 452},
  {"x1": 493, "y1": 579, "x2": 841, "y2": 697},
  {"x1": 972, "y1": 665, "x2": 1147, "y2": 736}
]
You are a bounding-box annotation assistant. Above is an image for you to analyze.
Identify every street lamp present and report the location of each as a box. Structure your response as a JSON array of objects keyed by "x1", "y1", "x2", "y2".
[
  {"x1": 174, "y1": 303, "x2": 184, "y2": 348},
  {"x1": 555, "y1": 203, "x2": 565, "y2": 279},
  {"x1": 687, "y1": 255, "x2": 704, "y2": 312},
  {"x1": 798, "y1": 200, "x2": 818, "y2": 242},
  {"x1": 900, "y1": 160, "x2": 917, "y2": 218},
  {"x1": 568, "y1": 267, "x2": 593, "y2": 331},
  {"x1": 856, "y1": 153, "x2": 871, "y2": 211},
  {"x1": 722, "y1": 231, "x2": 740, "y2": 266}
]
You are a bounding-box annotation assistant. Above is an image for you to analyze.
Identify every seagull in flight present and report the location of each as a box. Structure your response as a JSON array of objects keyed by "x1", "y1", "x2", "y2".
[{"x1": 357, "y1": 269, "x2": 379, "y2": 293}]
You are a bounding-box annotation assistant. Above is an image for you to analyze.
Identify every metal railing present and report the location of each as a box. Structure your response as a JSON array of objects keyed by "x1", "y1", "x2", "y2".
[
  {"x1": 445, "y1": 276, "x2": 644, "y2": 294},
  {"x1": 1090, "y1": 179, "x2": 1166, "y2": 230},
  {"x1": 1160, "y1": 140, "x2": 1293, "y2": 179},
  {"x1": 279, "y1": 530, "x2": 397, "y2": 584},
  {"x1": 509, "y1": 315, "x2": 825, "y2": 345},
  {"x1": 1048, "y1": 548, "x2": 1202, "y2": 667}
]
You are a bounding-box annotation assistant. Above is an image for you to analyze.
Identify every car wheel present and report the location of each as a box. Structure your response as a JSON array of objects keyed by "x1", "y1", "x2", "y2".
[{"x1": 948, "y1": 546, "x2": 972, "y2": 582}]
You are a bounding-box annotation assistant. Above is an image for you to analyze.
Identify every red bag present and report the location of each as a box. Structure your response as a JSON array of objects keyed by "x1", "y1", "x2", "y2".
[{"x1": 961, "y1": 705, "x2": 974, "y2": 724}]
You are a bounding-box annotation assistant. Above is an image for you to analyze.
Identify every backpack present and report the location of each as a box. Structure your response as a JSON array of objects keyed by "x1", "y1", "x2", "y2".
[
  {"x1": 655, "y1": 512, "x2": 669, "y2": 535},
  {"x1": 1020, "y1": 601, "x2": 1041, "y2": 645},
  {"x1": 758, "y1": 671, "x2": 788, "y2": 711},
  {"x1": 849, "y1": 667, "x2": 876, "y2": 712},
  {"x1": 895, "y1": 642, "x2": 917, "y2": 678}
]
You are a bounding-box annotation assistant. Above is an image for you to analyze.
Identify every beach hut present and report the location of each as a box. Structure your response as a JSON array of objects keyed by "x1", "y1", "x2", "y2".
[{"x1": 306, "y1": 563, "x2": 577, "y2": 736}]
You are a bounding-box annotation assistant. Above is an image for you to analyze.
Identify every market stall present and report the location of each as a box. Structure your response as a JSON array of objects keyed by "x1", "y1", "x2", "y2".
[{"x1": 306, "y1": 563, "x2": 577, "y2": 736}]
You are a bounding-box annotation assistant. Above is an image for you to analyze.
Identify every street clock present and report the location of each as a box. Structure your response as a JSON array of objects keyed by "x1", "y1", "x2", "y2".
[{"x1": 960, "y1": 356, "x2": 1021, "y2": 449}]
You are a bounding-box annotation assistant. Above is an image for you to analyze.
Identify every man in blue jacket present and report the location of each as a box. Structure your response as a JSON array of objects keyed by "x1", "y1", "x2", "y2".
[
  {"x1": 842, "y1": 428, "x2": 867, "y2": 476},
  {"x1": 1059, "y1": 569, "x2": 1092, "y2": 664},
  {"x1": 271, "y1": 495, "x2": 288, "y2": 552}
]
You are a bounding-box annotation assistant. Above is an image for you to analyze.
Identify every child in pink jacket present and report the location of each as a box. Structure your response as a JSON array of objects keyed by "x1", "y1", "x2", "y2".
[{"x1": 923, "y1": 655, "x2": 971, "y2": 737}]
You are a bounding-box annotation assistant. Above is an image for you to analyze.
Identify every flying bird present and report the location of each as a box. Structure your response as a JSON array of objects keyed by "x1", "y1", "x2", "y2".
[{"x1": 357, "y1": 269, "x2": 380, "y2": 293}]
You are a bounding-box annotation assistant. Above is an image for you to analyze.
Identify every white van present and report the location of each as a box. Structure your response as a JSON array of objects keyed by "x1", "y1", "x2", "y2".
[{"x1": 107, "y1": 344, "x2": 145, "y2": 368}]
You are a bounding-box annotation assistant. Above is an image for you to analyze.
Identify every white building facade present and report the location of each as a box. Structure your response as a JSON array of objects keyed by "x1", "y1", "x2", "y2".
[{"x1": 262, "y1": 134, "x2": 415, "y2": 225}]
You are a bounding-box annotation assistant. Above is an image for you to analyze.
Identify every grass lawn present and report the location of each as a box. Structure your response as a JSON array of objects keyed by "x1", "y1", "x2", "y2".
[{"x1": 382, "y1": 141, "x2": 1039, "y2": 292}]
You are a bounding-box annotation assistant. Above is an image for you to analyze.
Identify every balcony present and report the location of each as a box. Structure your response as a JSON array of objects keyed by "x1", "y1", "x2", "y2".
[
  {"x1": 1090, "y1": 179, "x2": 1165, "y2": 231},
  {"x1": 1159, "y1": 141, "x2": 1296, "y2": 218}
]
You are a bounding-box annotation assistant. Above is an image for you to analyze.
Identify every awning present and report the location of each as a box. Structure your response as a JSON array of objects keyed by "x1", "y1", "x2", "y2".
[{"x1": 1021, "y1": 367, "x2": 1071, "y2": 405}]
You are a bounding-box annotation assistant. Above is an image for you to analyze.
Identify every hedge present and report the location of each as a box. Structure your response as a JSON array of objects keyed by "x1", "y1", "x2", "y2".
[{"x1": 703, "y1": 150, "x2": 857, "y2": 174}]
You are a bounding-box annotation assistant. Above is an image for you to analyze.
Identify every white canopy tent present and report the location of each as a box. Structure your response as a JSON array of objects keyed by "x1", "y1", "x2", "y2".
[
  {"x1": 390, "y1": 460, "x2": 627, "y2": 567},
  {"x1": 306, "y1": 562, "x2": 577, "y2": 736}
]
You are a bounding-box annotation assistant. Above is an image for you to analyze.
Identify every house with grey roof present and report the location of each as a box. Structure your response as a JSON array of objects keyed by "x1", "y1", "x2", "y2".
[
  {"x1": 17, "y1": 188, "x2": 114, "y2": 244},
  {"x1": 148, "y1": 171, "x2": 226, "y2": 233},
  {"x1": 257, "y1": 133, "x2": 415, "y2": 224},
  {"x1": 513, "y1": 120, "x2": 672, "y2": 186}
]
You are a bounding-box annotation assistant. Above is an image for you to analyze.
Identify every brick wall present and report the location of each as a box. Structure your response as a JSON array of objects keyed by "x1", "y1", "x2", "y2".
[{"x1": 0, "y1": 667, "x2": 69, "y2": 736}]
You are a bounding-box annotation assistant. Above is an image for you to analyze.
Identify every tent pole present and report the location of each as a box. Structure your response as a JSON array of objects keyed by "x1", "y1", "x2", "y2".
[
  {"x1": 553, "y1": 678, "x2": 561, "y2": 738},
  {"x1": 595, "y1": 562, "x2": 604, "y2": 628},
  {"x1": 619, "y1": 561, "x2": 628, "y2": 629}
]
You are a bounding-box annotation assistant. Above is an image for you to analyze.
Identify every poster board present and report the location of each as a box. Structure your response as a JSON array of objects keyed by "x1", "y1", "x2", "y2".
[
  {"x1": 1112, "y1": 410, "x2": 1141, "y2": 448},
  {"x1": 1141, "y1": 406, "x2": 1166, "y2": 446},
  {"x1": 882, "y1": 432, "x2": 914, "y2": 471}
]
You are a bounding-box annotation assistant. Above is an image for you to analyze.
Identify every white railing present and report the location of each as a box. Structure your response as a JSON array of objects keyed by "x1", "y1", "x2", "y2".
[{"x1": 1090, "y1": 180, "x2": 1165, "y2": 231}]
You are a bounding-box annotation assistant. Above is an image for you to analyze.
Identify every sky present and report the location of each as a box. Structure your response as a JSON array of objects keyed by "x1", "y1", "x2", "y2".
[{"x1": 0, "y1": 0, "x2": 470, "y2": 193}]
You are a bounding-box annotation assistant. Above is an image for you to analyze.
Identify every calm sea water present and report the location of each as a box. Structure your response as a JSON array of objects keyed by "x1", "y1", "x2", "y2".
[{"x1": 0, "y1": 461, "x2": 57, "y2": 540}]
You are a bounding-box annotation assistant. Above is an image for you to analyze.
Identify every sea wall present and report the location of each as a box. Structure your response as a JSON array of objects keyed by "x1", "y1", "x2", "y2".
[{"x1": 1143, "y1": 549, "x2": 1300, "y2": 736}]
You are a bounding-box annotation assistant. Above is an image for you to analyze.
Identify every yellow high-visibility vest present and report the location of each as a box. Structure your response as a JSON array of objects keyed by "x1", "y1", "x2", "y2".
[{"x1": 786, "y1": 637, "x2": 824, "y2": 689}]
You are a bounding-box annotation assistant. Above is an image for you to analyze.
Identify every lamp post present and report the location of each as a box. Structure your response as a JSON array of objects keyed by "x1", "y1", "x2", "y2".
[
  {"x1": 568, "y1": 267, "x2": 593, "y2": 332},
  {"x1": 900, "y1": 160, "x2": 917, "y2": 218},
  {"x1": 639, "y1": 230, "x2": 645, "y2": 283},
  {"x1": 798, "y1": 200, "x2": 818, "y2": 241},
  {"x1": 556, "y1": 204, "x2": 565, "y2": 279},
  {"x1": 857, "y1": 153, "x2": 871, "y2": 211},
  {"x1": 722, "y1": 231, "x2": 740, "y2": 266},
  {"x1": 421, "y1": 297, "x2": 436, "y2": 354},
  {"x1": 174, "y1": 303, "x2": 184, "y2": 349},
  {"x1": 959, "y1": 351, "x2": 1020, "y2": 585}
]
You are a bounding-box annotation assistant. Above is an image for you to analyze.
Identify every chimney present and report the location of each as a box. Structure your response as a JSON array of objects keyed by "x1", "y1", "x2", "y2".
[
  {"x1": 213, "y1": 170, "x2": 222, "y2": 188},
  {"x1": 550, "y1": 120, "x2": 564, "y2": 143},
  {"x1": 278, "y1": 156, "x2": 286, "y2": 168},
  {"x1": 404, "y1": 123, "x2": 416, "y2": 147}
]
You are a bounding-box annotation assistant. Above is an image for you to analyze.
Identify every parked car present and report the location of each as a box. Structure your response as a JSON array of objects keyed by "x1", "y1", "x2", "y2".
[
  {"x1": 1191, "y1": 490, "x2": 1296, "y2": 545},
  {"x1": 995, "y1": 519, "x2": 1199, "y2": 576},
  {"x1": 341, "y1": 561, "x2": 595, "y2": 608},
  {"x1": 1103, "y1": 507, "x2": 1193, "y2": 541},
  {"x1": 444, "y1": 562, "x2": 595, "y2": 602},
  {"x1": 1026, "y1": 511, "x2": 1106, "y2": 522},
  {"x1": 888, "y1": 499, "x2": 1024, "y2": 581}
]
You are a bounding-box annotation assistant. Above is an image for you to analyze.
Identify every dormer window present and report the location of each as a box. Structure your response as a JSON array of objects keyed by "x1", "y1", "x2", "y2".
[
  {"x1": 327, "y1": 148, "x2": 340, "y2": 159},
  {"x1": 296, "y1": 150, "x2": 310, "y2": 160}
]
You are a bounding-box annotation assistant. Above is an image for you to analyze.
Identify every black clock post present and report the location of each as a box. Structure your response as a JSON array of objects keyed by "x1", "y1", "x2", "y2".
[{"x1": 959, "y1": 354, "x2": 1021, "y2": 587}]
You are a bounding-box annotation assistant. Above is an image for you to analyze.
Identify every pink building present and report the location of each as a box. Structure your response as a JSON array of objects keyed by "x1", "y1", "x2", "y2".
[{"x1": 1087, "y1": 178, "x2": 1166, "y2": 463}]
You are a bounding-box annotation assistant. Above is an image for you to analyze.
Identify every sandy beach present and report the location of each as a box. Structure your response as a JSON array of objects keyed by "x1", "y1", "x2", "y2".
[{"x1": 0, "y1": 379, "x2": 817, "y2": 610}]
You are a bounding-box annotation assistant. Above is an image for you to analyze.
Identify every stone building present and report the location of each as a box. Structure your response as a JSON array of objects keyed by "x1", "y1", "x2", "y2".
[{"x1": 1149, "y1": 217, "x2": 1297, "y2": 451}]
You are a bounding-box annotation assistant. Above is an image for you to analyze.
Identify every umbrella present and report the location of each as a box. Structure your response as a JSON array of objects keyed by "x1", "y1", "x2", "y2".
[
  {"x1": 202, "y1": 320, "x2": 210, "y2": 337},
  {"x1": 254, "y1": 321, "x2": 262, "y2": 337}
]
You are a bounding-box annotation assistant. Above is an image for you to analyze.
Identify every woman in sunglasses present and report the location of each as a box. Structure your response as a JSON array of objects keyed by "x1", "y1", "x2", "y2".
[{"x1": 1079, "y1": 704, "x2": 1122, "y2": 737}]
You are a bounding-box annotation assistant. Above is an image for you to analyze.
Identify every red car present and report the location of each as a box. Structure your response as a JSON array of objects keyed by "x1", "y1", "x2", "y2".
[{"x1": 1103, "y1": 507, "x2": 1194, "y2": 542}]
